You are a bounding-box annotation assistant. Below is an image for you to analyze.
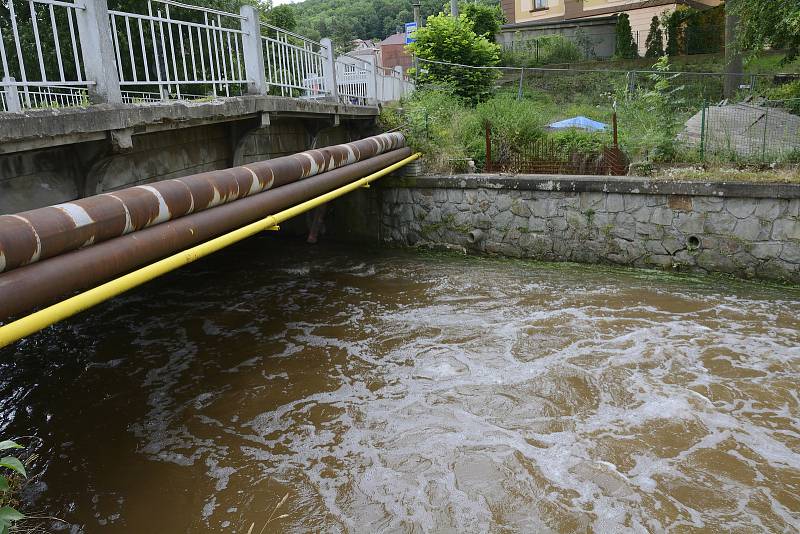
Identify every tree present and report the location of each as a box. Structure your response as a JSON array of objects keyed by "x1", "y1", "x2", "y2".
[
  {"x1": 662, "y1": 8, "x2": 684, "y2": 56},
  {"x1": 460, "y1": 2, "x2": 505, "y2": 42},
  {"x1": 644, "y1": 16, "x2": 663, "y2": 58},
  {"x1": 614, "y1": 13, "x2": 638, "y2": 59},
  {"x1": 290, "y1": 0, "x2": 445, "y2": 45},
  {"x1": 264, "y1": 5, "x2": 297, "y2": 32},
  {"x1": 406, "y1": 13, "x2": 500, "y2": 104},
  {"x1": 728, "y1": 0, "x2": 800, "y2": 60}
]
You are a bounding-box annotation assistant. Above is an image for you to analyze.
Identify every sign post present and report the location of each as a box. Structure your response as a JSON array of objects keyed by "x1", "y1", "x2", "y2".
[{"x1": 404, "y1": 22, "x2": 417, "y2": 45}]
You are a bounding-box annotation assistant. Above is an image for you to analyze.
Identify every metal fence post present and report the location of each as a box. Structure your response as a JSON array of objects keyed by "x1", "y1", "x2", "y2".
[
  {"x1": 75, "y1": 0, "x2": 122, "y2": 104},
  {"x1": 626, "y1": 71, "x2": 636, "y2": 95},
  {"x1": 517, "y1": 68, "x2": 524, "y2": 100},
  {"x1": 239, "y1": 5, "x2": 267, "y2": 96},
  {"x1": 320, "y1": 38, "x2": 338, "y2": 101},
  {"x1": 2, "y1": 77, "x2": 22, "y2": 112},
  {"x1": 761, "y1": 107, "x2": 769, "y2": 161},
  {"x1": 699, "y1": 100, "x2": 706, "y2": 161}
]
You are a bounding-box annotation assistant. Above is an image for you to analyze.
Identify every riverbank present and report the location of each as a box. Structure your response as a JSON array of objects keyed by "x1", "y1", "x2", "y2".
[{"x1": 377, "y1": 174, "x2": 800, "y2": 283}]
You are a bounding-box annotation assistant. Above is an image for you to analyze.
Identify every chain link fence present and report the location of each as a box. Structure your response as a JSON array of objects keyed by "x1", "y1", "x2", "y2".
[
  {"x1": 681, "y1": 99, "x2": 800, "y2": 163},
  {"x1": 412, "y1": 56, "x2": 798, "y2": 168}
]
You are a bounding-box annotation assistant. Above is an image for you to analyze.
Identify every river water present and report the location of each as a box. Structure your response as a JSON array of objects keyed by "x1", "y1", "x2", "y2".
[{"x1": 1, "y1": 237, "x2": 798, "y2": 533}]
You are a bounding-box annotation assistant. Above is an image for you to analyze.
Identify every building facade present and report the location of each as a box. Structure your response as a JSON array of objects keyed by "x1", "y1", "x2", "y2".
[
  {"x1": 380, "y1": 33, "x2": 413, "y2": 70},
  {"x1": 499, "y1": 0, "x2": 721, "y2": 56}
]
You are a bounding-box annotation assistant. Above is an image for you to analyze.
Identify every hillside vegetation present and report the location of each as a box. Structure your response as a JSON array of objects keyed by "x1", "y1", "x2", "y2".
[{"x1": 289, "y1": 0, "x2": 501, "y2": 47}]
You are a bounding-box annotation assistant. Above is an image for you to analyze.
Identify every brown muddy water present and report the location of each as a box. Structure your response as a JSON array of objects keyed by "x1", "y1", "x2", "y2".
[{"x1": 1, "y1": 237, "x2": 799, "y2": 533}]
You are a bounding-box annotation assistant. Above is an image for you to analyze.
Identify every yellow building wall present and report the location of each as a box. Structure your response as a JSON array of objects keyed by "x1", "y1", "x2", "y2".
[
  {"x1": 513, "y1": 0, "x2": 566, "y2": 24},
  {"x1": 581, "y1": 0, "x2": 720, "y2": 12}
]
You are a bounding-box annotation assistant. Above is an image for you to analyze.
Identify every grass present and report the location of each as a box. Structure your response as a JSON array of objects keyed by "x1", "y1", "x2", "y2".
[
  {"x1": 383, "y1": 52, "x2": 800, "y2": 180},
  {"x1": 651, "y1": 166, "x2": 800, "y2": 184}
]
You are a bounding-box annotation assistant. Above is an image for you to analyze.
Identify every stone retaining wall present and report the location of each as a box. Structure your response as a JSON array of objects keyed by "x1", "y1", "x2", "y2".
[{"x1": 380, "y1": 175, "x2": 800, "y2": 283}]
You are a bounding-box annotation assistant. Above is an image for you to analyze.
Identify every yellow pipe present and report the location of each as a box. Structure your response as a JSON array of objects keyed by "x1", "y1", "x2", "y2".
[{"x1": 0, "y1": 152, "x2": 421, "y2": 349}]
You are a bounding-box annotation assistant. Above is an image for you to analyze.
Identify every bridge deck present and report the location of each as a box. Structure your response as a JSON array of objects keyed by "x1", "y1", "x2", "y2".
[{"x1": 0, "y1": 96, "x2": 379, "y2": 155}]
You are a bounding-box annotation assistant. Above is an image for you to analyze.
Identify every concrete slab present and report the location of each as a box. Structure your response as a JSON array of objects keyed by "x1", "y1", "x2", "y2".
[{"x1": 0, "y1": 95, "x2": 378, "y2": 154}]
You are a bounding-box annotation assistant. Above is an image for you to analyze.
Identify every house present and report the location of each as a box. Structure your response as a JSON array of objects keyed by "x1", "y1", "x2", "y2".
[
  {"x1": 349, "y1": 38, "x2": 381, "y2": 65},
  {"x1": 499, "y1": 0, "x2": 721, "y2": 57},
  {"x1": 379, "y1": 32, "x2": 413, "y2": 70}
]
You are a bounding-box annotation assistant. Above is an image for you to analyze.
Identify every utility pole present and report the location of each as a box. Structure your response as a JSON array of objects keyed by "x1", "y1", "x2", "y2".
[
  {"x1": 451, "y1": 0, "x2": 459, "y2": 18},
  {"x1": 723, "y1": 0, "x2": 743, "y2": 98},
  {"x1": 412, "y1": 0, "x2": 420, "y2": 73}
]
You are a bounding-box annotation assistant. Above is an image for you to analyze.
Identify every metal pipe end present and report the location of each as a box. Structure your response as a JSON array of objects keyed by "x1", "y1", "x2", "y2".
[{"x1": 467, "y1": 229, "x2": 484, "y2": 245}]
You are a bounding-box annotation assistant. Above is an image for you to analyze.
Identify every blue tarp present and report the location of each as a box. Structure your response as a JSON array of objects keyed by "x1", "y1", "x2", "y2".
[{"x1": 548, "y1": 116, "x2": 607, "y2": 132}]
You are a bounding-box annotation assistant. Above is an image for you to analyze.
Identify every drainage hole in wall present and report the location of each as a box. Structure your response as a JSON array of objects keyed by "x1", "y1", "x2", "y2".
[{"x1": 687, "y1": 235, "x2": 701, "y2": 250}]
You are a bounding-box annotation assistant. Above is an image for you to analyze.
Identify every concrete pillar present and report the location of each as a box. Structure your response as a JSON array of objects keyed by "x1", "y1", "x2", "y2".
[
  {"x1": 365, "y1": 55, "x2": 377, "y2": 105},
  {"x1": 394, "y1": 66, "x2": 403, "y2": 99},
  {"x1": 320, "y1": 38, "x2": 338, "y2": 101},
  {"x1": 240, "y1": 5, "x2": 268, "y2": 95},
  {"x1": 2, "y1": 77, "x2": 21, "y2": 112},
  {"x1": 75, "y1": 0, "x2": 122, "y2": 104}
]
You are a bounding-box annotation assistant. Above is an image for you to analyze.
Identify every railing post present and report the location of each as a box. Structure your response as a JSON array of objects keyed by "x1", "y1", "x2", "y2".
[
  {"x1": 394, "y1": 66, "x2": 404, "y2": 99},
  {"x1": 239, "y1": 5, "x2": 267, "y2": 96},
  {"x1": 75, "y1": 0, "x2": 122, "y2": 104},
  {"x1": 2, "y1": 77, "x2": 22, "y2": 112},
  {"x1": 320, "y1": 38, "x2": 338, "y2": 101},
  {"x1": 365, "y1": 56, "x2": 377, "y2": 105}
]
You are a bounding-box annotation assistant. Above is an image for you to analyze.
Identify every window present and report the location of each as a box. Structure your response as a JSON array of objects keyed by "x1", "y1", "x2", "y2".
[{"x1": 532, "y1": 0, "x2": 548, "y2": 11}]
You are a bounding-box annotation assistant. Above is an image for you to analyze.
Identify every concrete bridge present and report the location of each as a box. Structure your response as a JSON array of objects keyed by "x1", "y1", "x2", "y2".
[{"x1": 0, "y1": 0, "x2": 412, "y2": 214}]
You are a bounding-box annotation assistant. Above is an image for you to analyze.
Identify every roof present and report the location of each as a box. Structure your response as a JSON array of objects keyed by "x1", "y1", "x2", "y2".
[
  {"x1": 380, "y1": 33, "x2": 407, "y2": 46},
  {"x1": 351, "y1": 39, "x2": 378, "y2": 50},
  {"x1": 350, "y1": 48, "x2": 378, "y2": 56}
]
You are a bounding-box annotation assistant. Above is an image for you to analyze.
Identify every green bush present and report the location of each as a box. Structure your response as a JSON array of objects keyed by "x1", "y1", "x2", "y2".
[
  {"x1": 460, "y1": 1, "x2": 504, "y2": 42},
  {"x1": 549, "y1": 129, "x2": 608, "y2": 154},
  {"x1": 0, "y1": 440, "x2": 25, "y2": 534},
  {"x1": 407, "y1": 13, "x2": 500, "y2": 104},
  {"x1": 766, "y1": 80, "x2": 800, "y2": 114},
  {"x1": 615, "y1": 14, "x2": 638, "y2": 59},
  {"x1": 500, "y1": 35, "x2": 582, "y2": 67},
  {"x1": 645, "y1": 16, "x2": 664, "y2": 58}
]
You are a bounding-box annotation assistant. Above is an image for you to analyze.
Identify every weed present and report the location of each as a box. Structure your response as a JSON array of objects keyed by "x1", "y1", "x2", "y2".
[{"x1": 0, "y1": 440, "x2": 25, "y2": 534}]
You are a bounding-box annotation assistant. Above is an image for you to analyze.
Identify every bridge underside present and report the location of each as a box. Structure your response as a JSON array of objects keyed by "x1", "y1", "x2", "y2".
[{"x1": 0, "y1": 96, "x2": 380, "y2": 214}]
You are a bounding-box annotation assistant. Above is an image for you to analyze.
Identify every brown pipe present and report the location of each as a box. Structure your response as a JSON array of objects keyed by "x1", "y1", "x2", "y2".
[
  {"x1": 0, "y1": 148, "x2": 412, "y2": 322},
  {"x1": 0, "y1": 132, "x2": 405, "y2": 274}
]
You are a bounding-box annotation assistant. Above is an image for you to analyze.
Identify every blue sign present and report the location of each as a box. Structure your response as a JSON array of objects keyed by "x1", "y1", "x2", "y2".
[{"x1": 405, "y1": 22, "x2": 417, "y2": 44}]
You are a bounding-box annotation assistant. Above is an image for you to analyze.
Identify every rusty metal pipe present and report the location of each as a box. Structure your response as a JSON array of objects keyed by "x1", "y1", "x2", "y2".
[
  {"x1": 0, "y1": 132, "x2": 405, "y2": 274},
  {"x1": 0, "y1": 147, "x2": 412, "y2": 322}
]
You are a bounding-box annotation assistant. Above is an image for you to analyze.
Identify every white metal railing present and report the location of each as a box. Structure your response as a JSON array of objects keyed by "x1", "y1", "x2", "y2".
[
  {"x1": 108, "y1": 0, "x2": 247, "y2": 101},
  {"x1": 376, "y1": 64, "x2": 413, "y2": 102},
  {"x1": 0, "y1": 0, "x2": 413, "y2": 112},
  {"x1": 0, "y1": 0, "x2": 91, "y2": 111},
  {"x1": 260, "y1": 21, "x2": 328, "y2": 98},
  {"x1": 336, "y1": 55, "x2": 370, "y2": 105}
]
